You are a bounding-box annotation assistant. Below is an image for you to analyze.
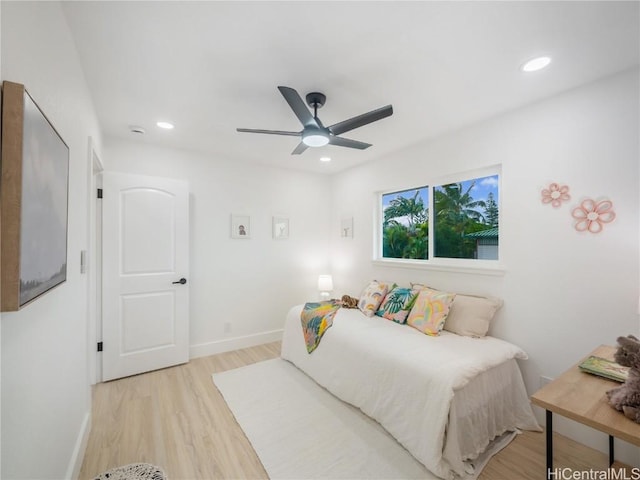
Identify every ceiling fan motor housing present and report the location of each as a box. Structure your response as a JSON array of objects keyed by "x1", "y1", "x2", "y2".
[{"x1": 305, "y1": 92, "x2": 326, "y2": 109}]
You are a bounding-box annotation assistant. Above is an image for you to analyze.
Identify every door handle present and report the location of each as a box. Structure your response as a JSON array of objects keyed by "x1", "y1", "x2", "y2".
[{"x1": 172, "y1": 278, "x2": 187, "y2": 285}]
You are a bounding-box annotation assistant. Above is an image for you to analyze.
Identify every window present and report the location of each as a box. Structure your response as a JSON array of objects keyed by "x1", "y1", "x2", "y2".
[
  {"x1": 382, "y1": 186, "x2": 429, "y2": 260},
  {"x1": 379, "y1": 171, "x2": 500, "y2": 266}
]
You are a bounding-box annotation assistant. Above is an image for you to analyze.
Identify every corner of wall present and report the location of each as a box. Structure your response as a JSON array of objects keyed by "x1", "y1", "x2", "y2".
[{"x1": 66, "y1": 412, "x2": 91, "y2": 479}]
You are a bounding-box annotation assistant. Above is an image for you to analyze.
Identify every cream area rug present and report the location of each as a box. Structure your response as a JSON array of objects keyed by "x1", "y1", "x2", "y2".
[
  {"x1": 213, "y1": 358, "x2": 513, "y2": 479},
  {"x1": 213, "y1": 358, "x2": 430, "y2": 479}
]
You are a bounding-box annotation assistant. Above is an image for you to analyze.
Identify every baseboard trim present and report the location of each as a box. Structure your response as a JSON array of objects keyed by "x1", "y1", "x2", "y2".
[
  {"x1": 190, "y1": 329, "x2": 283, "y2": 359},
  {"x1": 66, "y1": 410, "x2": 91, "y2": 479}
]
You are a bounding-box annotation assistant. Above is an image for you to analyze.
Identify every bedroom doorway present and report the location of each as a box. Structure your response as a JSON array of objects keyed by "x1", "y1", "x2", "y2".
[{"x1": 101, "y1": 171, "x2": 190, "y2": 381}]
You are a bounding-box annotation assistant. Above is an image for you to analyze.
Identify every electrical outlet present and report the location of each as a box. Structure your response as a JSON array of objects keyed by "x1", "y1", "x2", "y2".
[{"x1": 224, "y1": 322, "x2": 231, "y2": 334}]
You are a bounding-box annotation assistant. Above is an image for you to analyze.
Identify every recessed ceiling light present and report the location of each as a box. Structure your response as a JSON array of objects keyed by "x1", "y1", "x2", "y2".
[
  {"x1": 156, "y1": 121, "x2": 175, "y2": 129},
  {"x1": 320, "y1": 156, "x2": 331, "y2": 162},
  {"x1": 521, "y1": 56, "x2": 551, "y2": 72}
]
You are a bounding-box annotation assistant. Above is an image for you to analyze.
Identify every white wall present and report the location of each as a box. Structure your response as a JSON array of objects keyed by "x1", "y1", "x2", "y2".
[
  {"x1": 1, "y1": 1, "x2": 637, "y2": 474},
  {"x1": 1, "y1": 2, "x2": 103, "y2": 478},
  {"x1": 330, "y1": 69, "x2": 640, "y2": 462},
  {"x1": 104, "y1": 140, "x2": 332, "y2": 357}
]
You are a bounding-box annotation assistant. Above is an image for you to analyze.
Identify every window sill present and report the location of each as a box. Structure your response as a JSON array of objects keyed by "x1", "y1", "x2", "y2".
[{"x1": 372, "y1": 259, "x2": 506, "y2": 276}]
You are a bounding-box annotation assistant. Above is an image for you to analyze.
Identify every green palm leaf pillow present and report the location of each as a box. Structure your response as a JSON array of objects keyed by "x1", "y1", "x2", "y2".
[{"x1": 376, "y1": 286, "x2": 420, "y2": 324}]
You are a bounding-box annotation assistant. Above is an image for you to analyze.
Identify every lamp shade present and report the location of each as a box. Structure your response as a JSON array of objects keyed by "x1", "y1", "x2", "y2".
[{"x1": 317, "y1": 274, "x2": 333, "y2": 292}]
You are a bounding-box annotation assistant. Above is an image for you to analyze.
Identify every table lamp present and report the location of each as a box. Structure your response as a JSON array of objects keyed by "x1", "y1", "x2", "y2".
[{"x1": 318, "y1": 275, "x2": 333, "y2": 300}]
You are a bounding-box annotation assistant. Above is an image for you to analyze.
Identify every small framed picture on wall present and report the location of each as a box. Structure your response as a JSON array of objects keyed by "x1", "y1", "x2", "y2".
[
  {"x1": 341, "y1": 217, "x2": 354, "y2": 238},
  {"x1": 272, "y1": 216, "x2": 289, "y2": 239},
  {"x1": 231, "y1": 214, "x2": 251, "y2": 239}
]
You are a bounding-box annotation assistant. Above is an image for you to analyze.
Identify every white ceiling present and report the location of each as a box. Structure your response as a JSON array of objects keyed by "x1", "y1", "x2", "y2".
[{"x1": 62, "y1": 1, "x2": 639, "y2": 175}]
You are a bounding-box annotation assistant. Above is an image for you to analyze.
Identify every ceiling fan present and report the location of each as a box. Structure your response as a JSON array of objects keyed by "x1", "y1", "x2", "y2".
[{"x1": 237, "y1": 86, "x2": 393, "y2": 155}]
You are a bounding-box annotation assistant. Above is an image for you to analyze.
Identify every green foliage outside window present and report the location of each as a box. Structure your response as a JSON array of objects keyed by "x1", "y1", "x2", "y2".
[
  {"x1": 382, "y1": 188, "x2": 429, "y2": 259},
  {"x1": 484, "y1": 192, "x2": 499, "y2": 228},
  {"x1": 381, "y1": 174, "x2": 499, "y2": 261},
  {"x1": 434, "y1": 181, "x2": 486, "y2": 258}
]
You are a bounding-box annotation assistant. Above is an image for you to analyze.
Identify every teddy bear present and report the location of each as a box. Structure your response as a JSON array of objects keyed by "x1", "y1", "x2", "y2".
[
  {"x1": 606, "y1": 335, "x2": 640, "y2": 423},
  {"x1": 340, "y1": 294, "x2": 359, "y2": 309}
]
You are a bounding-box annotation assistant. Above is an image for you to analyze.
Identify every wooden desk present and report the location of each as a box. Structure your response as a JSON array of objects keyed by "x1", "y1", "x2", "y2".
[{"x1": 531, "y1": 345, "x2": 640, "y2": 478}]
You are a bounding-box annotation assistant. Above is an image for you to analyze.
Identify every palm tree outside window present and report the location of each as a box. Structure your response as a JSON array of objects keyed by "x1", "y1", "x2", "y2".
[{"x1": 380, "y1": 173, "x2": 499, "y2": 262}]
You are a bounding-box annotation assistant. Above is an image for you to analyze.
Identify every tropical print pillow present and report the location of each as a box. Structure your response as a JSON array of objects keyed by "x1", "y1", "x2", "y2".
[
  {"x1": 376, "y1": 286, "x2": 420, "y2": 324},
  {"x1": 357, "y1": 281, "x2": 391, "y2": 317},
  {"x1": 407, "y1": 288, "x2": 456, "y2": 336}
]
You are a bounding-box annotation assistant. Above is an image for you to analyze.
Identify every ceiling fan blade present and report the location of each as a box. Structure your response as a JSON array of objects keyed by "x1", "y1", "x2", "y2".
[
  {"x1": 278, "y1": 86, "x2": 318, "y2": 128},
  {"x1": 236, "y1": 128, "x2": 300, "y2": 136},
  {"x1": 329, "y1": 136, "x2": 372, "y2": 150},
  {"x1": 291, "y1": 142, "x2": 309, "y2": 155},
  {"x1": 328, "y1": 105, "x2": 393, "y2": 136}
]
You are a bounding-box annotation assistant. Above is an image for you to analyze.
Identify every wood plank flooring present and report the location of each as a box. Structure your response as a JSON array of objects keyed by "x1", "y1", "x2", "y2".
[{"x1": 80, "y1": 341, "x2": 614, "y2": 480}]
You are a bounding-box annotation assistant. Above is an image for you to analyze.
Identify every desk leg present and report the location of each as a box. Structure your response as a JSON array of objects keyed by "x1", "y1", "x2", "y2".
[
  {"x1": 546, "y1": 410, "x2": 553, "y2": 480},
  {"x1": 609, "y1": 435, "x2": 614, "y2": 466}
]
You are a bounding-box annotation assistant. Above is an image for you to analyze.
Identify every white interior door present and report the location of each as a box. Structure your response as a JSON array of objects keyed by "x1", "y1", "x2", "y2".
[{"x1": 102, "y1": 171, "x2": 189, "y2": 381}]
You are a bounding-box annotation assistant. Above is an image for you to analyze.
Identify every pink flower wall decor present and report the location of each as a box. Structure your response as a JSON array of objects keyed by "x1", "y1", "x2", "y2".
[
  {"x1": 541, "y1": 183, "x2": 571, "y2": 208},
  {"x1": 571, "y1": 199, "x2": 616, "y2": 233}
]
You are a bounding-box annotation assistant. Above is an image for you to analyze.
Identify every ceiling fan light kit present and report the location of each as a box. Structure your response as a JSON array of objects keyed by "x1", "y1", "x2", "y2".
[
  {"x1": 237, "y1": 86, "x2": 393, "y2": 155},
  {"x1": 302, "y1": 130, "x2": 329, "y2": 147}
]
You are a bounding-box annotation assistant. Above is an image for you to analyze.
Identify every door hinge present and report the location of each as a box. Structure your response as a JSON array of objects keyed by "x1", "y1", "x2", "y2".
[
  {"x1": 97, "y1": 188, "x2": 103, "y2": 199},
  {"x1": 97, "y1": 341, "x2": 103, "y2": 352}
]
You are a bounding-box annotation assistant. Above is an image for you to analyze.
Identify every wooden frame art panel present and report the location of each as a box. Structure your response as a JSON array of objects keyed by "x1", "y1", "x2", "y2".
[{"x1": 1, "y1": 81, "x2": 70, "y2": 311}]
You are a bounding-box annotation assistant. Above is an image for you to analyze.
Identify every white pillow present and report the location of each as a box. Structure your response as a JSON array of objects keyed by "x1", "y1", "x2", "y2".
[{"x1": 443, "y1": 294, "x2": 503, "y2": 337}]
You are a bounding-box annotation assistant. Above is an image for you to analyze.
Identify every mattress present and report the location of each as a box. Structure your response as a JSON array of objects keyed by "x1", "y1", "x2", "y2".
[{"x1": 280, "y1": 304, "x2": 541, "y2": 479}]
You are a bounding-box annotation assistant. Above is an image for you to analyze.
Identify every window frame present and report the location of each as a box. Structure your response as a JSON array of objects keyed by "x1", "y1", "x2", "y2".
[{"x1": 374, "y1": 165, "x2": 504, "y2": 275}]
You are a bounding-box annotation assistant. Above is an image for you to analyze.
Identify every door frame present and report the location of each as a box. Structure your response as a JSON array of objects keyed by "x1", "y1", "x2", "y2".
[{"x1": 86, "y1": 137, "x2": 103, "y2": 385}]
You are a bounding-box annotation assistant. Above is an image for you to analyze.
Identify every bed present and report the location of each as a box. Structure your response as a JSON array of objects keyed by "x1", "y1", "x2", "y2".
[{"x1": 280, "y1": 304, "x2": 541, "y2": 480}]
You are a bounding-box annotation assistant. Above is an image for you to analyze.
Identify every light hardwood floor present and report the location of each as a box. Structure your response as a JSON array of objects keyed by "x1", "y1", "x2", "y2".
[{"x1": 80, "y1": 341, "x2": 613, "y2": 480}]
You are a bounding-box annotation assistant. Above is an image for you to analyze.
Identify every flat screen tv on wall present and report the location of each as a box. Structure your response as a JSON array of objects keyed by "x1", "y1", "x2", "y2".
[{"x1": 1, "y1": 81, "x2": 70, "y2": 312}]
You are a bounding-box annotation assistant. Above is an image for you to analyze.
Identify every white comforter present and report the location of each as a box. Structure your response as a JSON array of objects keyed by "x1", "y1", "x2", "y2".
[{"x1": 281, "y1": 305, "x2": 539, "y2": 479}]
